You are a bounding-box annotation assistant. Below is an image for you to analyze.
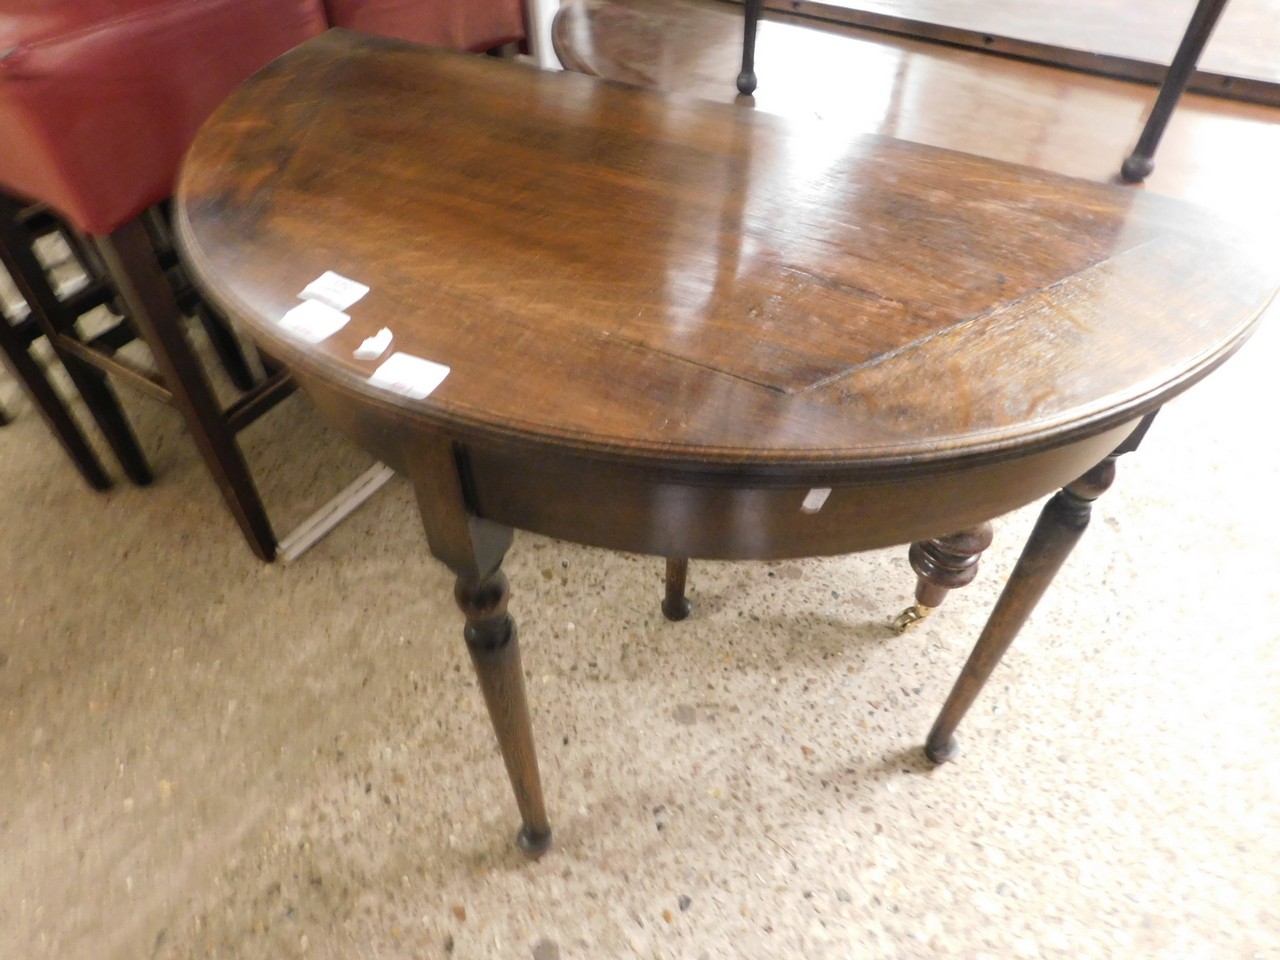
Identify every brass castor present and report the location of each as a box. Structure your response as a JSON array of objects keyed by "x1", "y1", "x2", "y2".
[{"x1": 891, "y1": 603, "x2": 935, "y2": 634}]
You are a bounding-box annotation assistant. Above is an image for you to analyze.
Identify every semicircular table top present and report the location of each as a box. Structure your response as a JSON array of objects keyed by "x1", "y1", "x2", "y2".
[
  {"x1": 176, "y1": 30, "x2": 1276, "y2": 482},
  {"x1": 174, "y1": 28, "x2": 1280, "y2": 858}
]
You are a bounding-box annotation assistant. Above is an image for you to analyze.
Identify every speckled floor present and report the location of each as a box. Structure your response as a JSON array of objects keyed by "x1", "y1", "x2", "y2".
[{"x1": 4, "y1": 32, "x2": 1280, "y2": 960}]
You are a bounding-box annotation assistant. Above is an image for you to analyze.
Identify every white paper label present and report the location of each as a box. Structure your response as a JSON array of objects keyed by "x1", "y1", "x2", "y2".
[
  {"x1": 278, "y1": 299, "x2": 350, "y2": 343},
  {"x1": 800, "y1": 487, "x2": 832, "y2": 513},
  {"x1": 369, "y1": 352, "x2": 450, "y2": 400},
  {"x1": 300, "y1": 270, "x2": 370, "y2": 311},
  {"x1": 353, "y1": 327, "x2": 393, "y2": 360}
]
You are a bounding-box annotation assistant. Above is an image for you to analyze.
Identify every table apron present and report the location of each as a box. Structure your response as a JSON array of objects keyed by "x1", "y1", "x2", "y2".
[
  {"x1": 462, "y1": 423, "x2": 1137, "y2": 559},
  {"x1": 296, "y1": 370, "x2": 1137, "y2": 559}
]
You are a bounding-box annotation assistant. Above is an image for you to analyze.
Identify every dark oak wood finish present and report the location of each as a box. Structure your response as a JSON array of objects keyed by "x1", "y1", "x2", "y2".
[
  {"x1": 663, "y1": 557, "x2": 692, "y2": 621},
  {"x1": 175, "y1": 31, "x2": 1278, "y2": 853},
  {"x1": 409, "y1": 437, "x2": 552, "y2": 855},
  {"x1": 925, "y1": 455, "x2": 1119, "y2": 763}
]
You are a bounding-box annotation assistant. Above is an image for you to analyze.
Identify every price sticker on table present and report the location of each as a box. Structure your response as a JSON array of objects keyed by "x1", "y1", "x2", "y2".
[
  {"x1": 278, "y1": 299, "x2": 350, "y2": 343},
  {"x1": 299, "y1": 270, "x2": 370, "y2": 311},
  {"x1": 369, "y1": 352, "x2": 450, "y2": 399}
]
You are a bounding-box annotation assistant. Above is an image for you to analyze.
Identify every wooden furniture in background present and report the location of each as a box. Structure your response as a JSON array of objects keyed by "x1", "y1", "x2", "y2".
[
  {"x1": 177, "y1": 32, "x2": 1277, "y2": 855},
  {"x1": 0, "y1": 0, "x2": 531, "y2": 557},
  {"x1": 0, "y1": 260, "x2": 113, "y2": 488},
  {"x1": 732, "y1": 0, "x2": 1254, "y2": 177},
  {"x1": 1121, "y1": 0, "x2": 1231, "y2": 181},
  {"x1": 0, "y1": 202, "x2": 117, "y2": 490},
  {"x1": 731, "y1": 0, "x2": 1278, "y2": 104}
]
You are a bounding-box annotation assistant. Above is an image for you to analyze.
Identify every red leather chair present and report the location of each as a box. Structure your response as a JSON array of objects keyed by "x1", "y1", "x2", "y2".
[
  {"x1": 0, "y1": 0, "x2": 528, "y2": 559},
  {"x1": 325, "y1": 0, "x2": 527, "y2": 51}
]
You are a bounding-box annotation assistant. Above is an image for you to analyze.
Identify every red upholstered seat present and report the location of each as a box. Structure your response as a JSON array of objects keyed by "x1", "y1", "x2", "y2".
[
  {"x1": 0, "y1": 0, "x2": 528, "y2": 557},
  {"x1": 0, "y1": 0, "x2": 328, "y2": 236},
  {"x1": 324, "y1": 0, "x2": 526, "y2": 53}
]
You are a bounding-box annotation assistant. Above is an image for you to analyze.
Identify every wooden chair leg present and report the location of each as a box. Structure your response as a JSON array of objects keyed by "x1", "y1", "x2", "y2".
[
  {"x1": 93, "y1": 220, "x2": 276, "y2": 561},
  {"x1": 57, "y1": 356, "x2": 153, "y2": 485},
  {"x1": 0, "y1": 198, "x2": 151, "y2": 485},
  {"x1": 196, "y1": 303, "x2": 257, "y2": 391},
  {"x1": 0, "y1": 315, "x2": 111, "y2": 490},
  {"x1": 140, "y1": 206, "x2": 257, "y2": 391}
]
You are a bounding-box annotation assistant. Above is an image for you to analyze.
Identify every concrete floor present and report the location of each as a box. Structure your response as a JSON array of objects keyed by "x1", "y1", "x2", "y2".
[{"x1": 3, "y1": 24, "x2": 1280, "y2": 960}]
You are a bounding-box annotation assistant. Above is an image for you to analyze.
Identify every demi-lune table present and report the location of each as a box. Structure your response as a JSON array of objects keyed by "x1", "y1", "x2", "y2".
[{"x1": 175, "y1": 30, "x2": 1276, "y2": 857}]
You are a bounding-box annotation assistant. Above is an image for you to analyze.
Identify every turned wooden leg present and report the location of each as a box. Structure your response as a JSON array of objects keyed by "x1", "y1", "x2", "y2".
[
  {"x1": 925, "y1": 455, "x2": 1117, "y2": 764},
  {"x1": 737, "y1": 0, "x2": 765, "y2": 94},
  {"x1": 411, "y1": 439, "x2": 551, "y2": 857},
  {"x1": 893, "y1": 523, "x2": 994, "y2": 633},
  {"x1": 662, "y1": 557, "x2": 691, "y2": 621},
  {"x1": 456, "y1": 571, "x2": 552, "y2": 857},
  {"x1": 1121, "y1": 0, "x2": 1229, "y2": 182}
]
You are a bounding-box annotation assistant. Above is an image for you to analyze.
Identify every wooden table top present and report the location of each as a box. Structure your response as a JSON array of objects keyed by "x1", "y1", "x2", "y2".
[{"x1": 176, "y1": 30, "x2": 1276, "y2": 477}]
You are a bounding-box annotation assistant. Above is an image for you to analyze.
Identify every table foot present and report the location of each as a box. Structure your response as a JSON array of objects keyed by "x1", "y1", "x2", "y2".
[
  {"x1": 925, "y1": 456, "x2": 1117, "y2": 758},
  {"x1": 1120, "y1": 153, "x2": 1155, "y2": 183},
  {"x1": 662, "y1": 557, "x2": 692, "y2": 621},
  {"x1": 924, "y1": 733, "x2": 959, "y2": 765},
  {"x1": 892, "y1": 603, "x2": 935, "y2": 634},
  {"x1": 457, "y1": 571, "x2": 552, "y2": 857},
  {"x1": 894, "y1": 523, "x2": 994, "y2": 632},
  {"x1": 517, "y1": 824, "x2": 553, "y2": 859}
]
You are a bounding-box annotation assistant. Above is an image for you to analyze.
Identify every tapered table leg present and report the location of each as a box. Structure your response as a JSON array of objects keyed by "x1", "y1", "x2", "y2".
[
  {"x1": 893, "y1": 523, "x2": 994, "y2": 633},
  {"x1": 412, "y1": 440, "x2": 552, "y2": 857},
  {"x1": 662, "y1": 557, "x2": 692, "y2": 621},
  {"x1": 925, "y1": 455, "x2": 1118, "y2": 763},
  {"x1": 456, "y1": 571, "x2": 552, "y2": 857}
]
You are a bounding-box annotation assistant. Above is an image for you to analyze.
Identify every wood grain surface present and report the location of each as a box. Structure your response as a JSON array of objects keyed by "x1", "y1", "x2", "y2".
[{"x1": 176, "y1": 30, "x2": 1277, "y2": 477}]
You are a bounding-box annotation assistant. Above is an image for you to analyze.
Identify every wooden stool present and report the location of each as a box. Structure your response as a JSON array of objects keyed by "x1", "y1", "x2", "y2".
[
  {"x1": 0, "y1": 1, "x2": 330, "y2": 559},
  {"x1": 0, "y1": 229, "x2": 113, "y2": 491}
]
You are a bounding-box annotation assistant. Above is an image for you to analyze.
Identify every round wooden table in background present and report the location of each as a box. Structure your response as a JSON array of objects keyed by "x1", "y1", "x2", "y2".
[{"x1": 176, "y1": 30, "x2": 1276, "y2": 856}]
